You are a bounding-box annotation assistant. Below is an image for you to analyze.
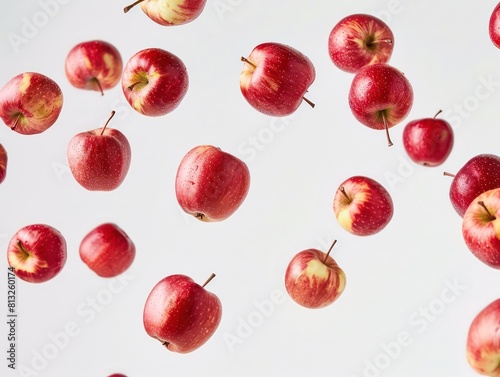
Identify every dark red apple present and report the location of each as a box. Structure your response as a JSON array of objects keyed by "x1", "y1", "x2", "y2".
[
  {"x1": 445, "y1": 154, "x2": 500, "y2": 217},
  {"x1": 175, "y1": 145, "x2": 250, "y2": 222},
  {"x1": 143, "y1": 273, "x2": 222, "y2": 353},
  {"x1": 489, "y1": 2, "x2": 500, "y2": 48},
  {"x1": 67, "y1": 111, "x2": 131, "y2": 191},
  {"x1": 328, "y1": 13, "x2": 394, "y2": 73},
  {"x1": 348, "y1": 63, "x2": 413, "y2": 146},
  {"x1": 402, "y1": 110, "x2": 454, "y2": 167},
  {"x1": 79, "y1": 223, "x2": 135, "y2": 278},
  {"x1": 240, "y1": 42, "x2": 316, "y2": 116},
  {"x1": 0, "y1": 143, "x2": 7, "y2": 184}
]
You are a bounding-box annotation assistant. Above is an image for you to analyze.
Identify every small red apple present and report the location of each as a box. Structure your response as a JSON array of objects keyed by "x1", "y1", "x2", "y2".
[
  {"x1": 175, "y1": 145, "x2": 250, "y2": 222},
  {"x1": 65, "y1": 40, "x2": 123, "y2": 96},
  {"x1": 124, "y1": 0, "x2": 207, "y2": 26},
  {"x1": 333, "y1": 175, "x2": 394, "y2": 236},
  {"x1": 0, "y1": 72, "x2": 63, "y2": 135},
  {"x1": 7, "y1": 224, "x2": 67, "y2": 283},
  {"x1": 79, "y1": 223, "x2": 135, "y2": 278},
  {"x1": 328, "y1": 13, "x2": 394, "y2": 73},
  {"x1": 466, "y1": 298, "x2": 500, "y2": 376},
  {"x1": 445, "y1": 154, "x2": 500, "y2": 217},
  {"x1": 240, "y1": 42, "x2": 316, "y2": 116},
  {"x1": 143, "y1": 273, "x2": 222, "y2": 353},
  {"x1": 348, "y1": 63, "x2": 413, "y2": 146},
  {"x1": 462, "y1": 188, "x2": 500, "y2": 269},
  {"x1": 489, "y1": 2, "x2": 500, "y2": 48},
  {"x1": 121, "y1": 47, "x2": 189, "y2": 116},
  {"x1": 67, "y1": 111, "x2": 131, "y2": 191},
  {"x1": 285, "y1": 240, "x2": 346, "y2": 309},
  {"x1": 0, "y1": 143, "x2": 7, "y2": 184},
  {"x1": 402, "y1": 110, "x2": 454, "y2": 167}
]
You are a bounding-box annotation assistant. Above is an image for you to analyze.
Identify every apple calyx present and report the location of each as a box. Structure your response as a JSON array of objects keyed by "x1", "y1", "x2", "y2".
[
  {"x1": 323, "y1": 239, "x2": 338, "y2": 263},
  {"x1": 100, "y1": 110, "x2": 116, "y2": 136},
  {"x1": 381, "y1": 112, "x2": 393, "y2": 147},
  {"x1": 123, "y1": 0, "x2": 145, "y2": 13},
  {"x1": 240, "y1": 56, "x2": 315, "y2": 109},
  {"x1": 477, "y1": 201, "x2": 497, "y2": 221}
]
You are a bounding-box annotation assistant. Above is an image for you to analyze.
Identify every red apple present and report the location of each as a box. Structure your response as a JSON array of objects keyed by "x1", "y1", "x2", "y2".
[
  {"x1": 328, "y1": 13, "x2": 394, "y2": 73},
  {"x1": 462, "y1": 188, "x2": 500, "y2": 269},
  {"x1": 7, "y1": 224, "x2": 67, "y2": 283},
  {"x1": 67, "y1": 111, "x2": 131, "y2": 191},
  {"x1": 445, "y1": 154, "x2": 500, "y2": 217},
  {"x1": 240, "y1": 42, "x2": 316, "y2": 116},
  {"x1": 79, "y1": 223, "x2": 135, "y2": 278},
  {"x1": 466, "y1": 298, "x2": 500, "y2": 376},
  {"x1": 65, "y1": 40, "x2": 123, "y2": 96},
  {"x1": 489, "y1": 2, "x2": 500, "y2": 48},
  {"x1": 402, "y1": 110, "x2": 454, "y2": 167},
  {"x1": 348, "y1": 63, "x2": 413, "y2": 146},
  {"x1": 143, "y1": 273, "x2": 222, "y2": 353},
  {"x1": 175, "y1": 145, "x2": 250, "y2": 222},
  {"x1": 121, "y1": 47, "x2": 188, "y2": 116},
  {"x1": 0, "y1": 143, "x2": 7, "y2": 184},
  {"x1": 123, "y1": 0, "x2": 207, "y2": 26},
  {"x1": 285, "y1": 240, "x2": 346, "y2": 309},
  {"x1": 333, "y1": 175, "x2": 394, "y2": 236},
  {"x1": 0, "y1": 72, "x2": 63, "y2": 135},
  {"x1": 107, "y1": 375, "x2": 127, "y2": 377}
]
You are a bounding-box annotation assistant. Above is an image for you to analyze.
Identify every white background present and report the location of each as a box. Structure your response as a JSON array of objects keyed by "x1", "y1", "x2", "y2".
[{"x1": 1, "y1": 1, "x2": 500, "y2": 376}]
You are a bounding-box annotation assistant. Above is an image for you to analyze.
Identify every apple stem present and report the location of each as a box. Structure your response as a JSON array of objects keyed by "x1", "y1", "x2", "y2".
[
  {"x1": 477, "y1": 201, "x2": 496, "y2": 220},
  {"x1": 323, "y1": 239, "x2": 338, "y2": 263},
  {"x1": 92, "y1": 78, "x2": 104, "y2": 96},
  {"x1": 127, "y1": 80, "x2": 146, "y2": 91},
  {"x1": 339, "y1": 186, "x2": 351, "y2": 203},
  {"x1": 381, "y1": 112, "x2": 393, "y2": 147},
  {"x1": 302, "y1": 96, "x2": 315, "y2": 108},
  {"x1": 240, "y1": 56, "x2": 256, "y2": 68},
  {"x1": 123, "y1": 0, "x2": 144, "y2": 13},
  {"x1": 202, "y1": 273, "x2": 216, "y2": 288},
  {"x1": 100, "y1": 110, "x2": 116, "y2": 136},
  {"x1": 434, "y1": 109, "x2": 443, "y2": 119},
  {"x1": 11, "y1": 113, "x2": 21, "y2": 131},
  {"x1": 16, "y1": 240, "x2": 30, "y2": 259},
  {"x1": 443, "y1": 172, "x2": 456, "y2": 178}
]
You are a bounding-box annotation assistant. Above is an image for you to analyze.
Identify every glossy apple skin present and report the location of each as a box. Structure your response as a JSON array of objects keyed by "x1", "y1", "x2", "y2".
[
  {"x1": 333, "y1": 176, "x2": 394, "y2": 236},
  {"x1": 7, "y1": 224, "x2": 67, "y2": 283},
  {"x1": 139, "y1": 0, "x2": 207, "y2": 26},
  {"x1": 240, "y1": 42, "x2": 316, "y2": 116},
  {"x1": 449, "y1": 154, "x2": 500, "y2": 217},
  {"x1": 285, "y1": 248, "x2": 346, "y2": 309},
  {"x1": 466, "y1": 298, "x2": 500, "y2": 376},
  {"x1": 79, "y1": 223, "x2": 135, "y2": 278},
  {"x1": 122, "y1": 48, "x2": 188, "y2": 117},
  {"x1": 108, "y1": 374, "x2": 127, "y2": 377},
  {"x1": 328, "y1": 14, "x2": 394, "y2": 73},
  {"x1": 143, "y1": 274, "x2": 222, "y2": 354},
  {"x1": 403, "y1": 115, "x2": 454, "y2": 167},
  {"x1": 0, "y1": 143, "x2": 7, "y2": 184},
  {"x1": 462, "y1": 188, "x2": 500, "y2": 269},
  {"x1": 67, "y1": 126, "x2": 131, "y2": 191},
  {"x1": 65, "y1": 40, "x2": 123, "y2": 95},
  {"x1": 489, "y1": 3, "x2": 500, "y2": 48},
  {"x1": 175, "y1": 145, "x2": 250, "y2": 222},
  {"x1": 0, "y1": 72, "x2": 63, "y2": 135},
  {"x1": 348, "y1": 63, "x2": 413, "y2": 130}
]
